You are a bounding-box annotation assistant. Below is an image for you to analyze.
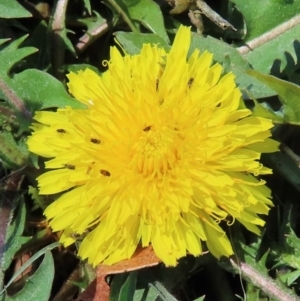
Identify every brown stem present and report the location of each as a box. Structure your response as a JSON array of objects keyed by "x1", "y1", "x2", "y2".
[
  {"x1": 238, "y1": 15, "x2": 300, "y2": 55},
  {"x1": 51, "y1": 0, "x2": 69, "y2": 81},
  {"x1": 195, "y1": 0, "x2": 236, "y2": 31},
  {"x1": 105, "y1": 0, "x2": 138, "y2": 33},
  {"x1": 188, "y1": 10, "x2": 204, "y2": 34},
  {"x1": 229, "y1": 258, "x2": 299, "y2": 301},
  {"x1": 281, "y1": 143, "x2": 300, "y2": 168},
  {"x1": 76, "y1": 20, "x2": 112, "y2": 54},
  {"x1": 0, "y1": 79, "x2": 31, "y2": 120}
]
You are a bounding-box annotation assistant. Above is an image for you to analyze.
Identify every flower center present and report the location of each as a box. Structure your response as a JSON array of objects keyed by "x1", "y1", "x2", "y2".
[
  {"x1": 130, "y1": 125, "x2": 182, "y2": 178},
  {"x1": 142, "y1": 129, "x2": 169, "y2": 157}
]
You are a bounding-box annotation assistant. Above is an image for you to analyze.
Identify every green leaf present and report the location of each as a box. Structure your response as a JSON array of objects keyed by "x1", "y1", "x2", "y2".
[
  {"x1": 123, "y1": 0, "x2": 169, "y2": 43},
  {"x1": 150, "y1": 281, "x2": 178, "y2": 301},
  {"x1": 0, "y1": 1, "x2": 31, "y2": 18},
  {"x1": 110, "y1": 273, "x2": 128, "y2": 301},
  {"x1": 193, "y1": 297, "x2": 205, "y2": 301},
  {"x1": 134, "y1": 286, "x2": 160, "y2": 301},
  {"x1": 28, "y1": 186, "x2": 49, "y2": 211},
  {"x1": 231, "y1": 0, "x2": 300, "y2": 41},
  {"x1": 189, "y1": 34, "x2": 276, "y2": 99},
  {"x1": 2, "y1": 242, "x2": 59, "y2": 295},
  {"x1": 119, "y1": 272, "x2": 137, "y2": 301},
  {"x1": 115, "y1": 32, "x2": 170, "y2": 55},
  {"x1": 247, "y1": 69, "x2": 300, "y2": 124},
  {"x1": 0, "y1": 36, "x2": 84, "y2": 131},
  {"x1": 270, "y1": 221, "x2": 300, "y2": 275},
  {"x1": 21, "y1": 21, "x2": 51, "y2": 71},
  {"x1": 83, "y1": 0, "x2": 92, "y2": 15},
  {"x1": 4, "y1": 251, "x2": 55, "y2": 301},
  {"x1": 2, "y1": 200, "x2": 30, "y2": 271},
  {"x1": 279, "y1": 270, "x2": 300, "y2": 286},
  {"x1": 0, "y1": 131, "x2": 28, "y2": 168},
  {"x1": 11, "y1": 69, "x2": 86, "y2": 111},
  {"x1": 221, "y1": 238, "x2": 300, "y2": 301},
  {"x1": 0, "y1": 35, "x2": 28, "y2": 52},
  {"x1": 0, "y1": 37, "x2": 37, "y2": 78},
  {"x1": 67, "y1": 64, "x2": 101, "y2": 75},
  {"x1": 0, "y1": 182, "x2": 21, "y2": 289},
  {"x1": 110, "y1": 272, "x2": 138, "y2": 301},
  {"x1": 134, "y1": 257, "x2": 195, "y2": 301},
  {"x1": 244, "y1": 22, "x2": 300, "y2": 74},
  {"x1": 0, "y1": 39, "x2": 10, "y2": 47},
  {"x1": 60, "y1": 28, "x2": 77, "y2": 57},
  {"x1": 77, "y1": 12, "x2": 107, "y2": 36},
  {"x1": 250, "y1": 98, "x2": 283, "y2": 123}
]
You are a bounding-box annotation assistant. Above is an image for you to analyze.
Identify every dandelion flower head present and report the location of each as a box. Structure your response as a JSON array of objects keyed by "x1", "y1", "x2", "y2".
[{"x1": 27, "y1": 26, "x2": 279, "y2": 266}]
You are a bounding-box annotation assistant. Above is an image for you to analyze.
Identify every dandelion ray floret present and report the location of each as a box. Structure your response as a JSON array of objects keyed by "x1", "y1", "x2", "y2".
[{"x1": 27, "y1": 25, "x2": 279, "y2": 267}]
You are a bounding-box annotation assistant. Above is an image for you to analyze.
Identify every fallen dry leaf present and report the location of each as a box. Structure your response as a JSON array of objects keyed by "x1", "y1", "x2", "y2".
[{"x1": 75, "y1": 245, "x2": 161, "y2": 301}]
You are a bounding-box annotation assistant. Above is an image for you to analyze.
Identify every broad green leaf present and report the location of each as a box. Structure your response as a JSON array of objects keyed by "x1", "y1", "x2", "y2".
[
  {"x1": 4, "y1": 251, "x2": 55, "y2": 301},
  {"x1": 231, "y1": 0, "x2": 300, "y2": 41},
  {"x1": 110, "y1": 273, "x2": 137, "y2": 301},
  {"x1": 110, "y1": 273, "x2": 128, "y2": 301},
  {"x1": 119, "y1": 272, "x2": 137, "y2": 301},
  {"x1": 11, "y1": 69, "x2": 86, "y2": 111},
  {"x1": 0, "y1": 35, "x2": 28, "y2": 52},
  {"x1": 0, "y1": 1, "x2": 31, "y2": 18},
  {"x1": 134, "y1": 257, "x2": 195, "y2": 301},
  {"x1": 123, "y1": 0, "x2": 169, "y2": 43},
  {"x1": 115, "y1": 32, "x2": 170, "y2": 55},
  {"x1": 189, "y1": 34, "x2": 276, "y2": 99},
  {"x1": 134, "y1": 282, "x2": 179, "y2": 301},
  {"x1": 0, "y1": 36, "x2": 37, "y2": 116},
  {"x1": 134, "y1": 286, "x2": 159, "y2": 301},
  {"x1": 247, "y1": 69, "x2": 300, "y2": 124},
  {"x1": 0, "y1": 42, "x2": 37, "y2": 78},
  {"x1": 150, "y1": 281, "x2": 178, "y2": 301},
  {"x1": 244, "y1": 23, "x2": 300, "y2": 74},
  {"x1": 2, "y1": 201, "x2": 30, "y2": 271},
  {"x1": 2, "y1": 242, "x2": 59, "y2": 294}
]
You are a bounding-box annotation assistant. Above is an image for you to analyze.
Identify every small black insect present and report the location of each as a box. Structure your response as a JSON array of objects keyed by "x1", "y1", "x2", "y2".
[
  {"x1": 100, "y1": 169, "x2": 111, "y2": 177},
  {"x1": 57, "y1": 129, "x2": 66, "y2": 133},
  {"x1": 65, "y1": 164, "x2": 75, "y2": 170},
  {"x1": 188, "y1": 78, "x2": 194, "y2": 88},
  {"x1": 143, "y1": 126, "x2": 152, "y2": 132},
  {"x1": 90, "y1": 138, "x2": 101, "y2": 144}
]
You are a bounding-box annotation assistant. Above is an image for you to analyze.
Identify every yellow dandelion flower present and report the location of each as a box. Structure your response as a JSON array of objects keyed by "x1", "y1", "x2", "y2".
[{"x1": 27, "y1": 25, "x2": 279, "y2": 267}]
